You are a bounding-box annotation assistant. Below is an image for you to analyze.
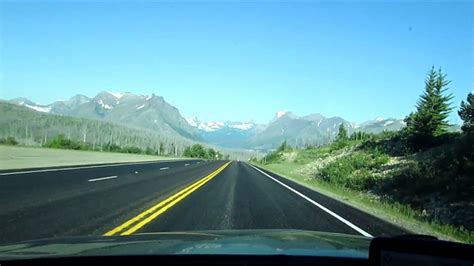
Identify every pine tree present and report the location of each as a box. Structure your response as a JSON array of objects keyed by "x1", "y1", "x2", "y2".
[
  {"x1": 336, "y1": 123, "x2": 348, "y2": 141},
  {"x1": 458, "y1": 92, "x2": 473, "y2": 133},
  {"x1": 407, "y1": 67, "x2": 453, "y2": 147},
  {"x1": 277, "y1": 140, "x2": 288, "y2": 152},
  {"x1": 432, "y1": 69, "x2": 454, "y2": 135}
]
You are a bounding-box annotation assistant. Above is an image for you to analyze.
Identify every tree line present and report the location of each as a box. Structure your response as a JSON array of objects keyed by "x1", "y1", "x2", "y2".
[
  {"x1": 0, "y1": 103, "x2": 234, "y2": 159},
  {"x1": 0, "y1": 103, "x2": 195, "y2": 156},
  {"x1": 183, "y1": 144, "x2": 228, "y2": 160},
  {"x1": 2, "y1": 132, "x2": 231, "y2": 160}
]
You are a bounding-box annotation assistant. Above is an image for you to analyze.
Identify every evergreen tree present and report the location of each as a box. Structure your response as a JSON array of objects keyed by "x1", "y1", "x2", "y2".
[
  {"x1": 336, "y1": 123, "x2": 348, "y2": 141},
  {"x1": 406, "y1": 67, "x2": 453, "y2": 147},
  {"x1": 277, "y1": 140, "x2": 288, "y2": 152},
  {"x1": 458, "y1": 92, "x2": 473, "y2": 133}
]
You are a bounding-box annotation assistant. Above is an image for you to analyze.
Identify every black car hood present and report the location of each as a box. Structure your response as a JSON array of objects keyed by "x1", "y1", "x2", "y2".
[{"x1": 0, "y1": 230, "x2": 371, "y2": 260}]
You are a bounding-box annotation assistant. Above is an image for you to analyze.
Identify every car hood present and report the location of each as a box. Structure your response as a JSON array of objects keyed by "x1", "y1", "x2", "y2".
[{"x1": 0, "y1": 230, "x2": 371, "y2": 260}]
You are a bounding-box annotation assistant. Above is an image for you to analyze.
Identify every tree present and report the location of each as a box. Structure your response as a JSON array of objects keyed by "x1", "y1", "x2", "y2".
[
  {"x1": 350, "y1": 131, "x2": 372, "y2": 141},
  {"x1": 145, "y1": 147, "x2": 155, "y2": 155},
  {"x1": 44, "y1": 134, "x2": 81, "y2": 150},
  {"x1": 122, "y1": 146, "x2": 142, "y2": 154},
  {"x1": 207, "y1": 148, "x2": 216, "y2": 159},
  {"x1": 159, "y1": 142, "x2": 165, "y2": 155},
  {"x1": 336, "y1": 124, "x2": 348, "y2": 141},
  {"x1": 458, "y1": 92, "x2": 473, "y2": 134},
  {"x1": 406, "y1": 67, "x2": 453, "y2": 147},
  {"x1": 276, "y1": 140, "x2": 288, "y2": 152},
  {"x1": 183, "y1": 144, "x2": 207, "y2": 158}
]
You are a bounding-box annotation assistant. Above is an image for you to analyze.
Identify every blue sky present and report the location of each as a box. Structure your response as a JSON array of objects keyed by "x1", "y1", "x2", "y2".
[{"x1": 1, "y1": 1, "x2": 472, "y2": 124}]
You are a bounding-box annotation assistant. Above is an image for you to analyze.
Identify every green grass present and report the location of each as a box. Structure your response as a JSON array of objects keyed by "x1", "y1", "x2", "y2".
[
  {"x1": 252, "y1": 161, "x2": 473, "y2": 243},
  {"x1": 0, "y1": 145, "x2": 180, "y2": 170}
]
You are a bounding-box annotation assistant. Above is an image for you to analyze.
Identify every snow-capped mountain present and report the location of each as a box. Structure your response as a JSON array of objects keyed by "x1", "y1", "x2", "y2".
[
  {"x1": 359, "y1": 117, "x2": 406, "y2": 133},
  {"x1": 229, "y1": 122, "x2": 254, "y2": 130},
  {"x1": 185, "y1": 117, "x2": 258, "y2": 132},
  {"x1": 184, "y1": 117, "x2": 226, "y2": 132},
  {"x1": 183, "y1": 111, "x2": 405, "y2": 150},
  {"x1": 6, "y1": 92, "x2": 406, "y2": 151},
  {"x1": 184, "y1": 117, "x2": 265, "y2": 148},
  {"x1": 8, "y1": 91, "x2": 200, "y2": 140},
  {"x1": 9, "y1": 98, "x2": 52, "y2": 113}
]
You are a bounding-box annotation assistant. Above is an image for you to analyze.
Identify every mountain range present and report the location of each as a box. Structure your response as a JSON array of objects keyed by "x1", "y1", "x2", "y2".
[
  {"x1": 9, "y1": 92, "x2": 200, "y2": 141},
  {"x1": 4, "y1": 91, "x2": 406, "y2": 151},
  {"x1": 185, "y1": 111, "x2": 405, "y2": 150}
]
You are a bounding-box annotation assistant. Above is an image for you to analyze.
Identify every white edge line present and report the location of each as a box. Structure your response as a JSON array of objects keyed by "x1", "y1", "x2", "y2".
[
  {"x1": 160, "y1": 167, "x2": 170, "y2": 170},
  {"x1": 88, "y1": 175, "x2": 118, "y2": 182},
  {"x1": 0, "y1": 161, "x2": 182, "y2": 176},
  {"x1": 248, "y1": 164, "x2": 373, "y2": 238}
]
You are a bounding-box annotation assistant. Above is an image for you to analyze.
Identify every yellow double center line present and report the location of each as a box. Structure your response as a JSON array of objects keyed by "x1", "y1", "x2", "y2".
[{"x1": 104, "y1": 161, "x2": 232, "y2": 236}]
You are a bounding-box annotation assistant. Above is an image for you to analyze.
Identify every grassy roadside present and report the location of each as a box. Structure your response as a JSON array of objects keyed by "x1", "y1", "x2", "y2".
[
  {"x1": 251, "y1": 161, "x2": 473, "y2": 243},
  {"x1": 0, "y1": 145, "x2": 181, "y2": 170}
]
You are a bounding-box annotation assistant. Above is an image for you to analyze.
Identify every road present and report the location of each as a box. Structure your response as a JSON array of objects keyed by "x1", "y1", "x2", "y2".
[{"x1": 0, "y1": 160, "x2": 407, "y2": 244}]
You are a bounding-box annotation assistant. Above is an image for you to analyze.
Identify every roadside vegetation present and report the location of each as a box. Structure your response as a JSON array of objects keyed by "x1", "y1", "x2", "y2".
[
  {"x1": 0, "y1": 136, "x2": 18, "y2": 145},
  {"x1": 0, "y1": 102, "x2": 192, "y2": 156},
  {"x1": 183, "y1": 144, "x2": 229, "y2": 160},
  {"x1": 253, "y1": 68, "x2": 474, "y2": 243},
  {"x1": 41, "y1": 134, "x2": 165, "y2": 156},
  {"x1": 1, "y1": 134, "x2": 228, "y2": 160},
  {"x1": 0, "y1": 102, "x2": 237, "y2": 159}
]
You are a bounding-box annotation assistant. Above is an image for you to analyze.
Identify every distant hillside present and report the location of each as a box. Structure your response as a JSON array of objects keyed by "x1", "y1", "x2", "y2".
[
  {"x1": 253, "y1": 112, "x2": 408, "y2": 149},
  {"x1": 6, "y1": 92, "x2": 408, "y2": 152},
  {"x1": 0, "y1": 102, "x2": 194, "y2": 155},
  {"x1": 245, "y1": 112, "x2": 334, "y2": 150},
  {"x1": 9, "y1": 91, "x2": 200, "y2": 141},
  {"x1": 185, "y1": 111, "x2": 406, "y2": 151},
  {"x1": 0, "y1": 102, "x2": 259, "y2": 160}
]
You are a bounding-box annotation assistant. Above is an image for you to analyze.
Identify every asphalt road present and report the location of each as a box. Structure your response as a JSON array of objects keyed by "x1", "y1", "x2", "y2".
[{"x1": 0, "y1": 160, "x2": 407, "y2": 244}]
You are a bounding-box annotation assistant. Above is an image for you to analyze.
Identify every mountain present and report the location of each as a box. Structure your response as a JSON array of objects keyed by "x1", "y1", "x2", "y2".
[
  {"x1": 0, "y1": 102, "x2": 194, "y2": 154},
  {"x1": 8, "y1": 92, "x2": 200, "y2": 141},
  {"x1": 184, "y1": 117, "x2": 266, "y2": 148},
  {"x1": 185, "y1": 111, "x2": 406, "y2": 151},
  {"x1": 247, "y1": 113, "x2": 406, "y2": 150},
  {"x1": 6, "y1": 92, "x2": 406, "y2": 152},
  {"x1": 0, "y1": 102, "x2": 260, "y2": 160},
  {"x1": 50, "y1": 94, "x2": 91, "y2": 114},
  {"x1": 359, "y1": 118, "x2": 406, "y2": 133},
  {"x1": 9, "y1": 98, "x2": 52, "y2": 113},
  {"x1": 244, "y1": 113, "x2": 351, "y2": 150}
]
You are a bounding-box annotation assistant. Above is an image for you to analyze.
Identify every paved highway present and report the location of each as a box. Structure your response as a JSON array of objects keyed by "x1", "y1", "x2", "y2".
[{"x1": 0, "y1": 160, "x2": 407, "y2": 244}]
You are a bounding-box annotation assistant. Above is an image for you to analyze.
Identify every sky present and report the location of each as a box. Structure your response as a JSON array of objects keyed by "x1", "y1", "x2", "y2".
[{"x1": 1, "y1": 1, "x2": 473, "y2": 124}]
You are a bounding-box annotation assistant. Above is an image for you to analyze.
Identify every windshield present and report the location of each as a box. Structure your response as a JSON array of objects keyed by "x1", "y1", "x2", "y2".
[{"x1": 0, "y1": 0, "x2": 473, "y2": 258}]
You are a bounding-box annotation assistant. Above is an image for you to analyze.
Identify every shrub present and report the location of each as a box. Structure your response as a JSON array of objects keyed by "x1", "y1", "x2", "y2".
[
  {"x1": 318, "y1": 150, "x2": 389, "y2": 190},
  {"x1": 183, "y1": 144, "x2": 222, "y2": 159},
  {"x1": 0, "y1": 136, "x2": 18, "y2": 145},
  {"x1": 330, "y1": 140, "x2": 349, "y2": 151},
  {"x1": 145, "y1": 147, "x2": 155, "y2": 155},
  {"x1": 122, "y1": 146, "x2": 142, "y2": 154},
  {"x1": 103, "y1": 143, "x2": 122, "y2": 152},
  {"x1": 261, "y1": 151, "x2": 281, "y2": 164},
  {"x1": 44, "y1": 134, "x2": 81, "y2": 150}
]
